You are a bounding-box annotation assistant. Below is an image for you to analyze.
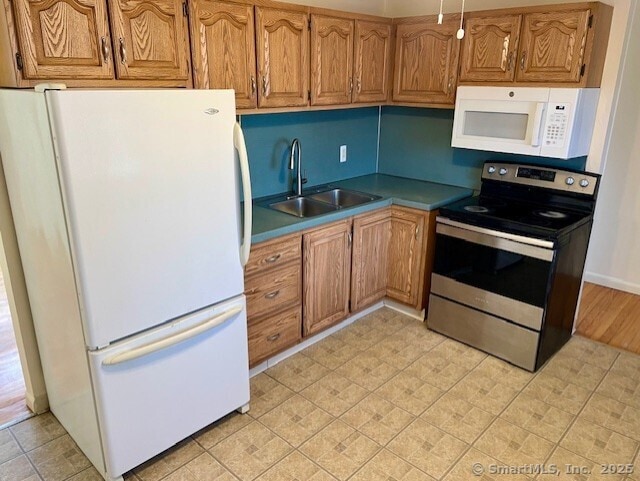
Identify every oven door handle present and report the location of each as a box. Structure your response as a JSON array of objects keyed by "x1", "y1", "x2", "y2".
[{"x1": 436, "y1": 217, "x2": 555, "y2": 262}]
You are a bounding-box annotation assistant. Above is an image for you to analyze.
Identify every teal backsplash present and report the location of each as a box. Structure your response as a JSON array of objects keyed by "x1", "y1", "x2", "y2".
[
  {"x1": 240, "y1": 107, "x2": 380, "y2": 198},
  {"x1": 240, "y1": 105, "x2": 588, "y2": 198},
  {"x1": 378, "y1": 106, "x2": 587, "y2": 190}
]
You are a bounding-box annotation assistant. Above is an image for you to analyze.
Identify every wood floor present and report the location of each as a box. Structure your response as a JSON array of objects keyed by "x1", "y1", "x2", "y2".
[
  {"x1": 0, "y1": 271, "x2": 31, "y2": 428},
  {"x1": 576, "y1": 282, "x2": 640, "y2": 355}
]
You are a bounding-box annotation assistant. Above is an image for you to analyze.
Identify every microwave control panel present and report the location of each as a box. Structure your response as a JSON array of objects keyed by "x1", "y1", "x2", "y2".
[{"x1": 543, "y1": 103, "x2": 571, "y2": 146}]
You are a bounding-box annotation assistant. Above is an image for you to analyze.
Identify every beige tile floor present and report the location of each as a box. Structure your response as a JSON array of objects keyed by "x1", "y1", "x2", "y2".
[{"x1": 2, "y1": 307, "x2": 640, "y2": 481}]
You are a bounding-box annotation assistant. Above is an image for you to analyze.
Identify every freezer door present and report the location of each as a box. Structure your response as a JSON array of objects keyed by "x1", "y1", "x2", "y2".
[
  {"x1": 45, "y1": 89, "x2": 244, "y2": 348},
  {"x1": 88, "y1": 295, "x2": 249, "y2": 478}
]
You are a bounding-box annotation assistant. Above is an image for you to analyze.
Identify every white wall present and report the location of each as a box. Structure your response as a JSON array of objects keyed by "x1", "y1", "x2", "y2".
[
  {"x1": 278, "y1": 0, "x2": 387, "y2": 15},
  {"x1": 584, "y1": 0, "x2": 640, "y2": 294}
]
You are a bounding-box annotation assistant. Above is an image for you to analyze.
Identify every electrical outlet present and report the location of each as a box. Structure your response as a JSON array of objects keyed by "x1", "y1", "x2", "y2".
[{"x1": 340, "y1": 145, "x2": 347, "y2": 163}]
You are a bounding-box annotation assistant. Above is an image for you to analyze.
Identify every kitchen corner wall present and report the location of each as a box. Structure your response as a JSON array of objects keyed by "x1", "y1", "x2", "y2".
[
  {"x1": 377, "y1": 106, "x2": 587, "y2": 190},
  {"x1": 239, "y1": 107, "x2": 380, "y2": 198}
]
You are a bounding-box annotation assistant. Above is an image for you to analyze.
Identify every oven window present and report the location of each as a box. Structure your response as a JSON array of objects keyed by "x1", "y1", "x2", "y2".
[
  {"x1": 463, "y1": 111, "x2": 529, "y2": 140},
  {"x1": 433, "y1": 234, "x2": 552, "y2": 308}
]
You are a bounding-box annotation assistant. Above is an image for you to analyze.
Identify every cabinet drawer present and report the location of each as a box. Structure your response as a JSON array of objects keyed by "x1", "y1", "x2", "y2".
[
  {"x1": 245, "y1": 263, "x2": 301, "y2": 320},
  {"x1": 245, "y1": 235, "x2": 301, "y2": 277},
  {"x1": 248, "y1": 307, "x2": 301, "y2": 367}
]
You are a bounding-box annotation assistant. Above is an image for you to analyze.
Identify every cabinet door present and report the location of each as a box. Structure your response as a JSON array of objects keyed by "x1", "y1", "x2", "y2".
[
  {"x1": 393, "y1": 20, "x2": 461, "y2": 104},
  {"x1": 11, "y1": 0, "x2": 114, "y2": 79},
  {"x1": 387, "y1": 207, "x2": 426, "y2": 308},
  {"x1": 351, "y1": 209, "x2": 390, "y2": 312},
  {"x1": 107, "y1": 0, "x2": 190, "y2": 80},
  {"x1": 460, "y1": 15, "x2": 522, "y2": 82},
  {"x1": 303, "y1": 220, "x2": 351, "y2": 336},
  {"x1": 516, "y1": 10, "x2": 590, "y2": 84},
  {"x1": 353, "y1": 20, "x2": 392, "y2": 103},
  {"x1": 256, "y1": 7, "x2": 309, "y2": 108},
  {"x1": 189, "y1": 0, "x2": 257, "y2": 108},
  {"x1": 310, "y1": 15, "x2": 354, "y2": 106}
]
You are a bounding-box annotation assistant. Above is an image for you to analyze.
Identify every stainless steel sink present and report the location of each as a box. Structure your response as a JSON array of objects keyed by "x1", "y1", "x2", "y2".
[
  {"x1": 308, "y1": 188, "x2": 381, "y2": 208},
  {"x1": 269, "y1": 197, "x2": 339, "y2": 218}
]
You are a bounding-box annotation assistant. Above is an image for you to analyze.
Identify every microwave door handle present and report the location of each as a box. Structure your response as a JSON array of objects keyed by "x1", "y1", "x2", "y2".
[{"x1": 531, "y1": 102, "x2": 546, "y2": 147}]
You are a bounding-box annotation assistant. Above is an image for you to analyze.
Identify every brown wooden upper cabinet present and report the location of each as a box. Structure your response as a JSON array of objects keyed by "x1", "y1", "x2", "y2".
[
  {"x1": 460, "y1": 15, "x2": 522, "y2": 83},
  {"x1": 255, "y1": 6, "x2": 309, "y2": 108},
  {"x1": 310, "y1": 16, "x2": 392, "y2": 106},
  {"x1": 188, "y1": 0, "x2": 257, "y2": 108},
  {"x1": 393, "y1": 17, "x2": 461, "y2": 105},
  {"x1": 108, "y1": 0, "x2": 190, "y2": 80},
  {"x1": 459, "y1": 4, "x2": 612, "y2": 87},
  {"x1": 310, "y1": 15, "x2": 354, "y2": 106},
  {"x1": 10, "y1": 0, "x2": 114, "y2": 80},
  {"x1": 353, "y1": 20, "x2": 392, "y2": 103},
  {"x1": 516, "y1": 10, "x2": 590, "y2": 84}
]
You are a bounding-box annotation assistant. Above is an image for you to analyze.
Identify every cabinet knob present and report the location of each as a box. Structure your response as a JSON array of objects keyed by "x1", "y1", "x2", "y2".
[
  {"x1": 101, "y1": 37, "x2": 110, "y2": 62},
  {"x1": 119, "y1": 38, "x2": 127, "y2": 65}
]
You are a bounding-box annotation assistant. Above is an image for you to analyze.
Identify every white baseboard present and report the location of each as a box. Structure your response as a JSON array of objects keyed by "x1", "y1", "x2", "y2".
[
  {"x1": 583, "y1": 272, "x2": 640, "y2": 295},
  {"x1": 383, "y1": 299, "x2": 425, "y2": 321},
  {"x1": 249, "y1": 302, "x2": 384, "y2": 378}
]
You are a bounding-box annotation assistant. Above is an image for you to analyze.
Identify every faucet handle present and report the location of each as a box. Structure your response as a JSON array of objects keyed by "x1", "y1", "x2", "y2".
[{"x1": 302, "y1": 169, "x2": 308, "y2": 185}]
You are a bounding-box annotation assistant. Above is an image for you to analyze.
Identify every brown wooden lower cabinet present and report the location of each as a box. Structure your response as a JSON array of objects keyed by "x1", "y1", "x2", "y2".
[
  {"x1": 387, "y1": 206, "x2": 438, "y2": 310},
  {"x1": 248, "y1": 306, "x2": 302, "y2": 367},
  {"x1": 351, "y1": 209, "x2": 391, "y2": 311},
  {"x1": 303, "y1": 219, "x2": 352, "y2": 337},
  {"x1": 245, "y1": 206, "x2": 438, "y2": 366}
]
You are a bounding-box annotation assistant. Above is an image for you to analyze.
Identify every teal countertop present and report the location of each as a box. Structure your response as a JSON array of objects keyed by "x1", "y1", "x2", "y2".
[{"x1": 251, "y1": 174, "x2": 473, "y2": 243}]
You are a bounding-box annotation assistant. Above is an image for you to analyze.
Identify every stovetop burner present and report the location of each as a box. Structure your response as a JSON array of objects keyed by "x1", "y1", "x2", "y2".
[
  {"x1": 464, "y1": 205, "x2": 490, "y2": 213},
  {"x1": 536, "y1": 210, "x2": 568, "y2": 219}
]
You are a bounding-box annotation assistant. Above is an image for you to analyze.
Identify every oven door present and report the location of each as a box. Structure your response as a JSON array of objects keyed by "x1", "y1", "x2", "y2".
[{"x1": 431, "y1": 218, "x2": 555, "y2": 331}]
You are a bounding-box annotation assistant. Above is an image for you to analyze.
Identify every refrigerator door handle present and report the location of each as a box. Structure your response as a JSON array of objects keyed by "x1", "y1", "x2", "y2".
[
  {"x1": 234, "y1": 122, "x2": 252, "y2": 267},
  {"x1": 102, "y1": 306, "x2": 243, "y2": 366}
]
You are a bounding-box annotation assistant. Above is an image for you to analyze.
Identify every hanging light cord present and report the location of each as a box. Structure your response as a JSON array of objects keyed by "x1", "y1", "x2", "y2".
[{"x1": 457, "y1": 0, "x2": 466, "y2": 39}]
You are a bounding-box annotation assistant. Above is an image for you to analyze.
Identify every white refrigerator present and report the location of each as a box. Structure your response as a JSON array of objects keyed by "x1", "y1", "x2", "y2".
[{"x1": 0, "y1": 87, "x2": 253, "y2": 480}]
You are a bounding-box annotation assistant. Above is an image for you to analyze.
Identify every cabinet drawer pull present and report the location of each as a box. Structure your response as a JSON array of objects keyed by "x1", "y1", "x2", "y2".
[
  {"x1": 415, "y1": 225, "x2": 419, "y2": 239},
  {"x1": 251, "y1": 76, "x2": 257, "y2": 96},
  {"x1": 265, "y1": 290, "x2": 280, "y2": 300},
  {"x1": 262, "y1": 76, "x2": 268, "y2": 96},
  {"x1": 356, "y1": 78, "x2": 362, "y2": 93},
  {"x1": 349, "y1": 77, "x2": 353, "y2": 94},
  {"x1": 267, "y1": 333, "x2": 281, "y2": 342},
  {"x1": 520, "y1": 51, "x2": 527, "y2": 70},
  {"x1": 265, "y1": 254, "x2": 281, "y2": 264},
  {"x1": 506, "y1": 51, "x2": 514, "y2": 71},
  {"x1": 119, "y1": 38, "x2": 127, "y2": 64},
  {"x1": 101, "y1": 37, "x2": 110, "y2": 62},
  {"x1": 447, "y1": 76, "x2": 453, "y2": 95}
]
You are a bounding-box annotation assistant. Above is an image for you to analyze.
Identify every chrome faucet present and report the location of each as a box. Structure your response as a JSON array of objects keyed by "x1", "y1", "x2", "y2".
[{"x1": 289, "y1": 138, "x2": 307, "y2": 197}]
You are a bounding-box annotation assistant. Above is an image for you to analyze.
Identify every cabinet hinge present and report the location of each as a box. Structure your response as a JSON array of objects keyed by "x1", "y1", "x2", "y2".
[
  {"x1": 182, "y1": 1, "x2": 188, "y2": 17},
  {"x1": 588, "y1": 14, "x2": 593, "y2": 28},
  {"x1": 580, "y1": 64, "x2": 586, "y2": 77},
  {"x1": 15, "y1": 52, "x2": 23, "y2": 71}
]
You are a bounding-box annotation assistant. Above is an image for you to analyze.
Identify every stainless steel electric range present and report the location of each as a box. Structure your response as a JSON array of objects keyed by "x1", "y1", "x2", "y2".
[{"x1": 427, "y1": 162, "x2": 600, "y2": 371}]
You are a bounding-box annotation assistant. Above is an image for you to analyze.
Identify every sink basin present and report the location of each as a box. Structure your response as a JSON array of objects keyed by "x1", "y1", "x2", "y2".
[
  {"x1": 308, "y1": 188, "x2": 381, "y2": 208},
  {"x1": 269, "y1": 197, "x2": 339, "y2": 218}
]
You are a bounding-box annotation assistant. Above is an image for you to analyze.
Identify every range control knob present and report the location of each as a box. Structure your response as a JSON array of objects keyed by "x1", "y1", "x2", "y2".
[
  {"x1": 488, "y1": 166, "x2": 496, "y2": 174},
  {"x1": 580, "y1": 179, "x2": 590, "y2": 188},
  {"x1": 566, "y1": 177, "x2": 575, "y2": 186},
  {"x1": 499, "y1": 168, "x2": 508, "y2": 176}
]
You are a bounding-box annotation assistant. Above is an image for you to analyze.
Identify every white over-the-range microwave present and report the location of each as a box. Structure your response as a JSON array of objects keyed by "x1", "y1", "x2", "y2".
[{"x1": 451, "y1": 86, "x2": 600, "y2": 159}]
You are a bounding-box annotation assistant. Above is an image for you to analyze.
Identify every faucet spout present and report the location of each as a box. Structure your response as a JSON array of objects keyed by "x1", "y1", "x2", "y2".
[{"x1": 289, "y1": 139, "x2": 305, "y2": 197}]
